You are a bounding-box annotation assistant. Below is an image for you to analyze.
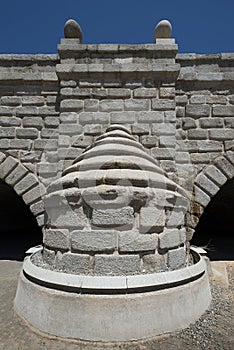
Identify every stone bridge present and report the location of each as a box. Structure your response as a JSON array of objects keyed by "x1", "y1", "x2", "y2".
[{"x1": 0, "y1": 21, "x2": 233, "y2": 259}]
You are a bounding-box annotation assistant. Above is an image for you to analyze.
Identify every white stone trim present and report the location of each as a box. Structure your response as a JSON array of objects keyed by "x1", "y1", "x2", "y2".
[{"x1": 23, "y1": 248, "x2": 205, "y2": 294}]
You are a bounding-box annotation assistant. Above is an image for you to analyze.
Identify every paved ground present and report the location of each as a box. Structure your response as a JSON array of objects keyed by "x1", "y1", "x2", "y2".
[{"x1": 0, "y1": 260, "x2": 233, "y2": 350}]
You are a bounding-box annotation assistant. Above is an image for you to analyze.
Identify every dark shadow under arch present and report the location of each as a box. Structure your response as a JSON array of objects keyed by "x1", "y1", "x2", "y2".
[
  {"x1": 0, "y1": 181, "x2": 42, "y2": 261},
  {"x1": 191, "y1": 178, "x2": 234, "y2": 260}
]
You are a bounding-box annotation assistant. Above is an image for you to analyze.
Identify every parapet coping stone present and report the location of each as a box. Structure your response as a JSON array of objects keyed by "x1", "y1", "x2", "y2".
[
  {"x1": 23, "y1": 248, "x2": 206, "y2": 294},
  {"x1": 176, "y1": 53, "x2": 234, "y2": 62},
  {"x1": 0, "y1": 54, "x2": 59, "y2": 62},
  {"x1": 58, "y1": 41, "x2": 178, "y2": 53},
  {"x1": 0, "y1": 53, "x2": 233, "y2": 66}
]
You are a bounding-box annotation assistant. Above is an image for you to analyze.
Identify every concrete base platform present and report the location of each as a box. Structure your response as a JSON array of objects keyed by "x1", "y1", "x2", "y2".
[{"x1": 14, "y1": 251, "x2": 211, "y2": 342}]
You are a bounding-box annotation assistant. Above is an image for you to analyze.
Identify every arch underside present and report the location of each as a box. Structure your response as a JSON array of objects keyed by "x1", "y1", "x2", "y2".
[
  {"x1": 0, "y1": 152, "x2": 45, "y2": 260},
  {"x1": 0, "y1": 152, "x2": 45, "y2": 226},
  {"x1": 191, "y1": 151, "x2": 234, "y2": 260}
]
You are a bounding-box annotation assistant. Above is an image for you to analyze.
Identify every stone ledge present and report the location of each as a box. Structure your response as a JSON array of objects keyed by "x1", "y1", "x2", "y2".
[
  {"x1": 56, "y1": 63, "x2": 180, "y2": 79},
  {"x1": 0, "y1": 54, "x2": 59, "y2": 62},
  {"x1": 58, "y1": 42, "x2": 178, "y2": 54}
]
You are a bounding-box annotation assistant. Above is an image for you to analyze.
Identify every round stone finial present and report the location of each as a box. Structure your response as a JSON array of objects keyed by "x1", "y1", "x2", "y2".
[
  {"x1": 64, "y1": 19, "x2": 82, "y2": 42},
  {"x1": 154, "y1": 19, "x2": 172, "y2": 40}
]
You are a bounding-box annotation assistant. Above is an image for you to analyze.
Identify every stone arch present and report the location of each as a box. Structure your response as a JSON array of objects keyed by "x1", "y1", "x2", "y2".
[
  {"x1": 0, "y1": 152, "x2": 46, "y2": 227},
  {"x1": 189, "y1": 150, "x2": 234, "y2": 230}
]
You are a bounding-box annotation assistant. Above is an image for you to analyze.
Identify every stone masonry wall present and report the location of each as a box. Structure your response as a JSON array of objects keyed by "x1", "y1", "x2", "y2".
[
  {"x1": 0, "y1": 49, "x2": 233, "y2": 229},
  {"x1": 175, "y1": 54, "x2": 234, "y2": 230}
]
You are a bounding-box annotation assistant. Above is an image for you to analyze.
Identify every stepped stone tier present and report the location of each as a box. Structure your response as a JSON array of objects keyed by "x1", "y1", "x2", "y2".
[
  {"x1": 14, "y1": 18, "x2": 213, "y2": 342},
  {"x1": 34, "y1": 125, "x2": 189, "y2": 275}
]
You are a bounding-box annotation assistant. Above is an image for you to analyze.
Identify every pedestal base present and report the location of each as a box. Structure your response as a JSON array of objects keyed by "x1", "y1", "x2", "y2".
[{"x1": 14, "y1": 251, "x2": 211, "y2": 342}]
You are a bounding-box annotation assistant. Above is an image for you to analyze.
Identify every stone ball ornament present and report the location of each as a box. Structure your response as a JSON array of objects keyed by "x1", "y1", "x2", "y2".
[
  {"x1": 64, "y1": 19, "x2": 82, "y2": 42},
  {"x1": 154, "y1": 19, "x2": 172, "y2": 40}
]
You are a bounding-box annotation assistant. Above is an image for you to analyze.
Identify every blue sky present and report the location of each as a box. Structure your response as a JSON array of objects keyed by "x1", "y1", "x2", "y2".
[{"x1": 0, "y1": 0, "x2": 233, "y2": 54}]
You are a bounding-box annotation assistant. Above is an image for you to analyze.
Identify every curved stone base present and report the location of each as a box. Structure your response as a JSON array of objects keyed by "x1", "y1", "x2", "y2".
[{"x1": 14, "y1": 254, "x2": 211, "y2": 342}]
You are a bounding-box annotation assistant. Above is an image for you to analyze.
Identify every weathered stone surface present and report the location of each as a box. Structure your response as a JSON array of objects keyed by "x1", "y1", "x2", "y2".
[
  {"x1": 22, "y1": 184, "x2": 46, "y2": 205},
  {"x1": 30, "y1": 200, "x2": 44, "y2": 216},
  {"x1": 60, "y1": 99, "x2": 83, "y2": 112},
  {"x1": 71, "y1": 135, "x2": 93, "y2": 148},
  {"x1": 0, "y1": 117, "x2": 21, "y2": 126},
  {"x1": 92, "y1": 207, "x2": 134, "y2": 228},
  {"x1": 0, "y1": 152, "x2": 6, "y2": 164},
  {"x1": 5, "y1": 164, "x2": 28, "y2": 186},
  {"x1": 22, "y1": 117, "x2": 43, "y2": 129},
  {"x1": 154, "y1": 20, "x2": 172, "y2": 39},
  {"x1": 119, "y1": 232, "x2": 158, "y2": 253},
  {"x1": 152, "y1": 99, "x2": 175, "y2": 111},
  {"x1": 0, "y1": 127, "x2": 15, "y2": 138},
  {"x1": 47, "y1": 205, "x2": 89, "y2": 229},
  {"x1": 100, "y1": 100, "x2": 123, "y2": 112},
  {"x1": 209, "y1": 129, "x2": 234, "y2": 140},
  {"x1": 196, "y1": 174, "x2": 219, "y2": 196},
  {"x1": 166, "y1": 209, "x2": 185, "y2": 227},
  {"x1": 94, "y1": 255, "x2": 140, "y2": 275},
  {"x1": 42, "y1": 248, "x2": 56, "y2": 266},
  {"x1": 14, "y1": 173, "x2": 39, "y2": 195},
  {"x1": 64, "y1": 20, "x2": 82, "y2": 41},
  {"x1": 16, "y1": 128, "x2": 38, "y2": 139},
  {"x1": 199, "y1": 118, "x2": 224, "y2": 129},
  {"x1": 193, "y1": 185, "x2": 210, "y2": 207},
  {"x1": 159, "y1": 228, "x2": 186, "y2": 250},
  {"x1": 139, "y1": 207, "x2": 166, "y2": 233},
  {"x1": 141, "y1": 135, "x2": 158, "y2": 148},
  {"x1": 71, "y1": 230, "x2": 117, "y2": 252},
  {"x1": 167, "y1": 246, "x2": 186, "y2": 269},
  {"x1": 186, "y1": 105, "x2": 210, "y2": 118},
  {"x1": 57, "y1": 253, "x2": 90, "y2": 274},
  {"x1": 214, "y1": 157, "x2": 234, "y2": 179},
  {"x1": 159, "y1": 87, "x2": 175, "y2": 99},
  {"x1": 133, "y1": 88, "x2": 157, "y2": 98},
  {"x1": 110, "y1": 112, "x2": 135, "y2": 124},
  {"x1": 0, "y1": 156, "x2": 18, "y2": 179},
  {"x1": 142, "y1": 253, "x2": 167, "y2": 273},
  {"x1": 44, "y1": 229, "x2": 70, "y2": 250},
  {"x1": 137, "y1": 111, "x2": 164, "y2": 123},
  {"x1": 212, "y1": 105, "x2": 234, "y2": 117},
  {"x1": 204, "y1": 165, "x2": 227, "y2": 186}
]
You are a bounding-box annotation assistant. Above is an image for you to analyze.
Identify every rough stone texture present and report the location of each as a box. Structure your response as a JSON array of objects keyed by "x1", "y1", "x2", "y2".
[
  {"x1": 0, "y1": 156, "x2": 18, "y2": 179},
  {"x1": 46, "y1": 205, "x2": 89, "y2": 229},
  {"x1": 56, "y1": 252, "x2": 90, "y2": 274},
  {"x1": 142, "y1": 253, "x2": 168, "y2": 273},
  {"x1": 159, "y1": 228, "x2": 186, "y2": 250},
  {"x1": 119, "y1": 231, "x2": 158, "y2": 253},
  {"x1": 167, "y1": 246, "x2": 186, "y2": 269},
  {"x1": 94, "y1": 254, "x2": 140, "y2": 275},
  {"x1": 71, "y1": 230, "x2": 117, "y2": 252},
  {"x1": 43, "y1": 229, "x2": 70, "y2": 250},
  {"x1": 139, "y1": 207, "x2": 166, "y2": 233},
  {"x1": 92, "y1": 207, "x2": 134, "y2": 228}
]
